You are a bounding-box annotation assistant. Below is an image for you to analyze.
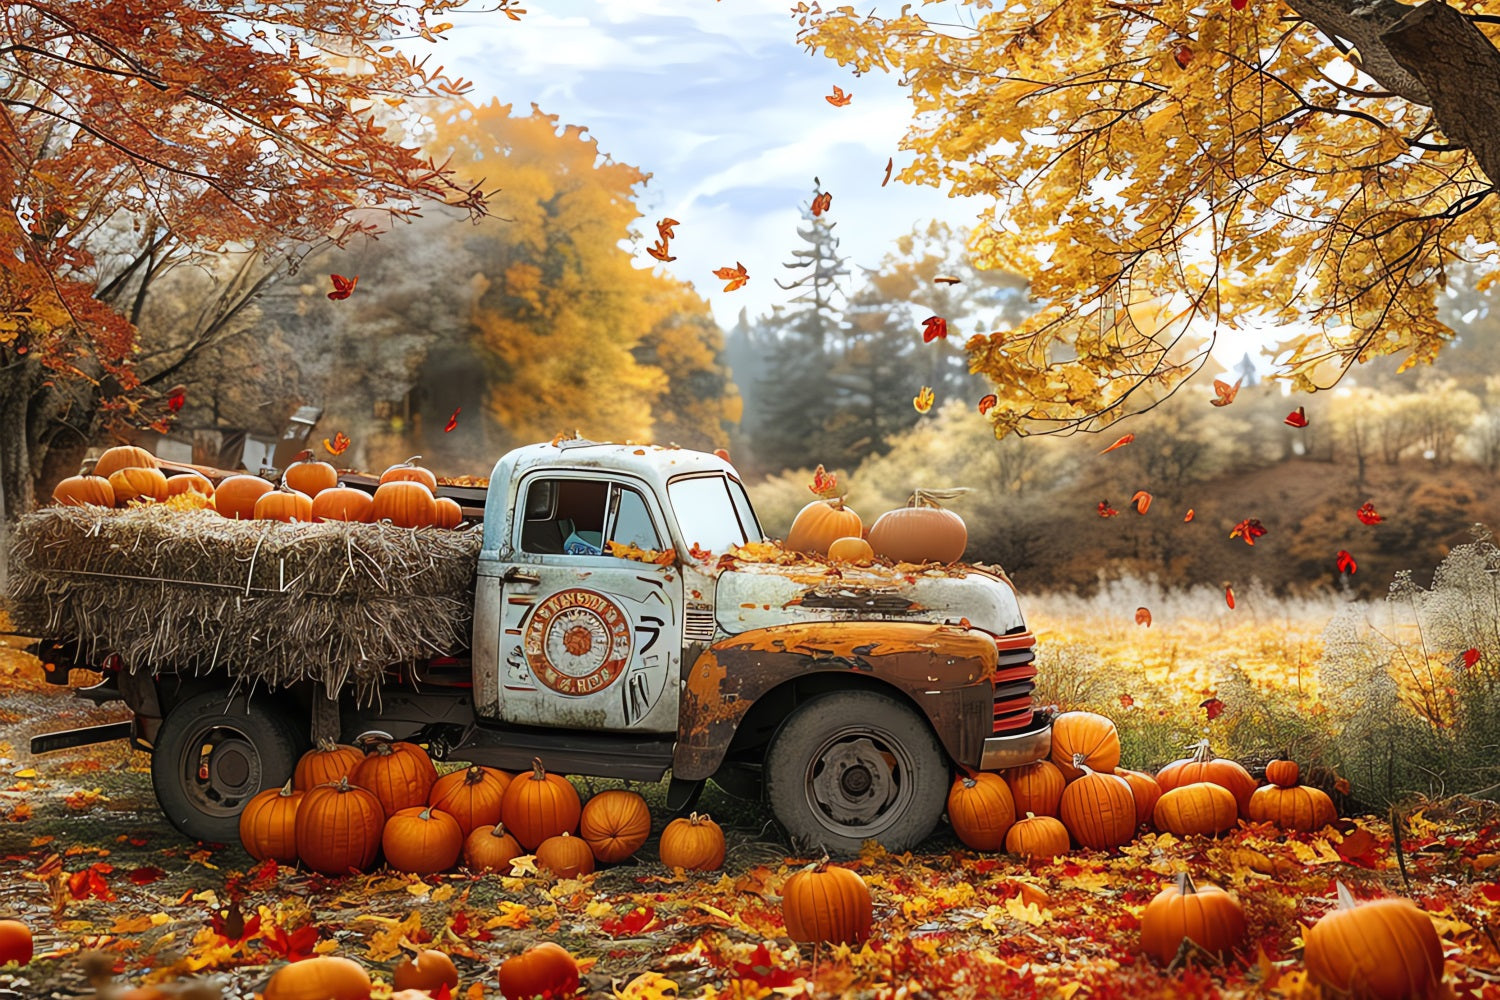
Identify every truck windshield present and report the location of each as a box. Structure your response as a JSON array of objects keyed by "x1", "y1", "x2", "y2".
[{"x1": 668, "y1": 475, "x2": 762, "y2": 553}]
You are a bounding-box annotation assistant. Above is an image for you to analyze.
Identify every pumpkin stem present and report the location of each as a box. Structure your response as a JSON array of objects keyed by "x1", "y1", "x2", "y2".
[
  {"x1": 909, "y1": 487, "x2": 971, "y2": 509},
  {"x1": 1334, "y1": 880, "x2": 1358, "y2": 910},
  {"x1": 1190, "y1": 738, "x2": 1214, "y2": 763},
  {"x1": 278, "y1": 779, "x2": 295, "y2": 797},
  {"x1": 688, "y1": 812, "x2": 712, "y2": 825},
  {"x1": 489, "y1": 822, "x2": 509, "y2": 838},
  {"x1": 418, "y1": 807, "x2": 434, "y2": 821},
  {"x1": 403, "y1": 455, "x2": 424, "y2": 467},
  {"x1": 1176, "y1": 871, "x2": 1197, "y2": 895},
  {"x1": 334, "y1": 776, "x2": 353, "y2": 792},
  {"x1": 962, "y1": 776, "x2": 978, "y2": 788},
  {"x1": 1024, "y1": 811, "x2": 1036, "y2": 820},
  {"x1": 465, "y1": 765, "x2": 486, "y2": 785},
  {"x1": 1071, "y1": 752, "x2": 1092, "y2": 775},
  {"x1": 530, "y1": 758, "x2": 548, "y2": 780}
]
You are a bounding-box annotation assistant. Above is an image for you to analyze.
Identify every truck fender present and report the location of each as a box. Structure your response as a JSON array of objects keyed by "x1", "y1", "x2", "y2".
[{"x1": 674, "y1": 620, "x2": 998, "y2": 781}]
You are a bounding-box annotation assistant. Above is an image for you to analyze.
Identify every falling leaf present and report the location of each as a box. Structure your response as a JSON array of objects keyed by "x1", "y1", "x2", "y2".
[
  {"x1": 1356, "y1": 501, "x2": 1383, "y2": 524},
  {"x1": 1200, "y1": 696, "x2": 1225, "y2": 720},
  {"x1": 1134, "y1": 607, "x2": 1151, "y2": 627},
  {"x1": 323, "y1": 431, "x2": 351, "y2": 457},
  {"x1": 1130, "y1": 490, "x2": 1152, "y2": 514},
  {"x1": 656, "y1": 217, "x2": 679, "y2": 240},
  {"x1": 1119, "y1": 693, "x2": 1135, "y2": 708},
  {"x1": 921, "y1": 316, "x2": 948, "y2": 342},
  {"x1": 977, "y1": 393, "x2": 998, "y2": 416},
  {"x1": 713, "y1": 262, "x2": 749, "y2": 292},
  {"x1": 808, "y1": 464, "x2": 839, "y2": 498},
  {"x1": 1099, "y1": 433, "x2": 1134, "y2": 454},
  {"x1": 826, "y1": 85, "x2": 852, "y2": 106},
  {"x1": 327, "y1": 274, "x2": 358, "y2": 300},
  {"x1": 1097, "y1": 500, "x2": 1119, "y2": 518},
  {"x1": 1184, "y1": 508, "x2": 1195, "y2": 521},
  {"x1": 811, "y1": 191, "x2": 832, "y2": 216},
  {"x1": 1210, "y1": 376, "x2": 1242, "y2": 406},
  {"x1": 444, "y1": 408, "x2": 460, "y2": 433},
  {"x1": 934, "y1": 275, "x2": 961, "y2": 285},
  {"x1": 1336, "y1": 549, "x2": 1357, "y2": 574},
  {"x1": 1284, "y1": 406, "x2": 1308, "y2": 428},
  {"x1": 1229, "y1": 518, "x2": 1267, "y2": 545},
  {"x1": 913, "y1": 386, "x2": 935, "y2": 413},
  {"x1": 166, "y1": 383, "x2": 187, "y2": 413},
  {"x1": 1225, "y1": 583, "x2": 1236, "y2": 609},
  {"x1": 646, "y1": 238, "x2": 676, "y2": 262},
  {"x1": 882, "y1": 157, "x2": 893, "y2": 186},
  {"x1": 1462, "y1": 647, "x2": 1482, "y2": 669}
]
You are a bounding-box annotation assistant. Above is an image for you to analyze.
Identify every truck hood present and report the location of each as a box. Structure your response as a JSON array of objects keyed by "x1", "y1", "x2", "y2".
[{"x1": 712, "y1": 560, "x2": 1026, "y2": 637}]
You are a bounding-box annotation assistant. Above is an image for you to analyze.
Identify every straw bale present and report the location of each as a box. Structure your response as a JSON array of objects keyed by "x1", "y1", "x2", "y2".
[{"x1": 2, "y1": 505, "x2": 482, "y2": 702}]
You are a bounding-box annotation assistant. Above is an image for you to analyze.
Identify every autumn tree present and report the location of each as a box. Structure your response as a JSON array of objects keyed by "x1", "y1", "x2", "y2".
[
  {"x1": 0, "y1": 1, "x2": 497, "y2": 519},
  {"x1": 799, "y1": 0, "x2": 1500, "y2": 440}
]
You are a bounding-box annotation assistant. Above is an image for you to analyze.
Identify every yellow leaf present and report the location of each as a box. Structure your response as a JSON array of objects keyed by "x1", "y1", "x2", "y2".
[
  {"x1": 486, "y1": 901, "x2": 532, "y2": 930},
  {"x1": 614, "y1": 971, "x2": 679, "y2": 999},
  {"x1": 431, "y1": 884, "x2": 455, "y2": 902},
  {"x1": 1005, "y1": 893, "x2": 1050, "y2": 926},
  {"x1": 13, "y1": 768, "x2": 35, "y2": 778},
  {"x1": 508, "y1": 854, "x2": 539, "y2": 877}
]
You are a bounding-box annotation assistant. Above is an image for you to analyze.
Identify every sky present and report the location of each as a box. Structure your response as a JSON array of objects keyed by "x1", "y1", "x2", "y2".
[{"x1": 414, "y1": 0, "x2": 983, "y2": 331}]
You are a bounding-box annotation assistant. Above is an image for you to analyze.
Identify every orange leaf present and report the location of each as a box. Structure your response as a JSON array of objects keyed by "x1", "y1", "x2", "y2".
[
  {"x1": 1210, "y1": 376, "x2": 1242, "y2": 406},
  {"x1": 1184, "y1": 508, "x2": 1195, "y2": 522},
  {"x1": 1229, "y1": 518, "x2": 1267, "y2": 545},
  {"x1": 808, "y1": 464, "x2": 839, "y2": 498},
  {"x1": 656, "y1": 217, "x2": 680, "y2": 240},
  {"x1": 882, "y1": 157, "x2": 893, "y2": 186},
  {"x1": 646, "y1": 238, "x2": 676, "y2": 262},
  {"x1": 913, "y1": 386, "x2": 935, "y2": 413},
  {"x1": 322, "y1": 431, "x2": 351, "y2": 457},
  {"x1": 826, "y1": 85, "x2": 852, "y2": 106},
  {"x1": 1130, "y1": 490, "x2": 1152, "y2": 514},
  {"x1": 921, "y1": 316, "x2": 948, "y2": 342},
  {"x1": 977, "y1": 393, "x2": 998, "y2": 416},
  {"x1": 1099, "y1": 433, "x2": 1134, "y2": 454},
  {"x1": 1134, "y1": 607, "x2": 1151, "y2": 627},
  {"x1": 712, "y1": 262, "x2": 749, "y2": 292},
  {"x1": 811, "y1": 192, "x2": 832, "y2": 216}
]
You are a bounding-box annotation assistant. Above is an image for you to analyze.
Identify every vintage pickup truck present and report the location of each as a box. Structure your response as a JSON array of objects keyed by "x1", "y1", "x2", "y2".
[{"x1": 18, "y1": 441, "x2": 1051, "y2": 853}]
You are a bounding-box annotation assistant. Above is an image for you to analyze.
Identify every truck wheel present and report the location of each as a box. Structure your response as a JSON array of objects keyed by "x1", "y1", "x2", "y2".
[
  {"x1": 764, "y1": 690, "x2": 949, "y2": 855},
  {"x1": 151, "y1": 690, "x2": 304, "y2": 844}
]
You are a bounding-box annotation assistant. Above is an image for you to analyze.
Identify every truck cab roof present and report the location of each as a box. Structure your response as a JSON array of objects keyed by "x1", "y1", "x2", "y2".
[{"x1": 487, "y1": 441, "x2": 736, "y2": 494}]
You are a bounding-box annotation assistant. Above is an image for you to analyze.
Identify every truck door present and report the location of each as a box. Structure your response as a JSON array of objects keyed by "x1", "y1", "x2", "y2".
[{"x1": 497, "y1": 473, "x2": 682, "y2": 733}]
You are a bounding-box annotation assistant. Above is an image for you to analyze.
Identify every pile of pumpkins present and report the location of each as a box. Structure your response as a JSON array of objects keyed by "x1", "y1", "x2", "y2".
[
  {"x1": 50, "y1": 445, "x2": 464, "y2": 530},
  {"x1": 784, "y1": 488, "x2": 968, "y2": 566},
  {"x1": 239, "y1": 740, "x2": 730, "y2": 878},
  {"x1": 258, "y1": 941, "x2": 582, "y2": 1000}
]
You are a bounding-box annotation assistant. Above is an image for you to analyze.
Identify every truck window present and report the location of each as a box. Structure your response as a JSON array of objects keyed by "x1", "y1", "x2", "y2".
[
  {"x1": 667, "y1": 475, "x2": 754, "y2": 553},
  {"x1": 520, "y1": 477, "x2": 661, "y2": 556},
  {"x1": 608, "y1": 485, "x2": 661, "y2": 550}
]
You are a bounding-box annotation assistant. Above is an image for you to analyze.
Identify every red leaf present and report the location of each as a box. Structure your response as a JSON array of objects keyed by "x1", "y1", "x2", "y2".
[
  {"x1": 166, "y1": 384, "x2": 187, "y2": 413},
  {"x1": 1134, "y1": 607, "x2": 1152, "y2": 627},
  {"x1": 1200, "y1": 696, "x2": 1226, "y2": 720},
  {"x1": 1462, "y1": 647, "x2": 1482, "y2": 669},
  {"x1": 126, "y1": 865, "x2": 164, "y2": 886},
  {"x1": 1225, "y1": 584, "x2": 1235, "y2": 609},
  {"x1": 1229, "y1": 518, "x2": 1267, "y2": 545},
  {"x1": 1478, "y1": 883, "x2": 1500, "y2": 902},
  {"x1": 68, "y1": 863, "x2": 114, "y2": 901},
  {"x1": 1336, "y1": 549, "x2": 1357, "y2": 575},
  {"x1": 732, "y1": 943, "x2": 802, "y2": 987},
  {"x1": 259, "y1": 923, "x2": 319, "y2": 961},
  {"x1": 1173, "y1": 45, "x2": 1194, "y2": 70},
  {"x1": 1336, "y1": 829, "x2": 1381, "y2": 868},
  {"x1": 811, "y1": 191, "x2": 832, "y2": 216},
  {"x1": 977, "y1": 393, "x2": 998, "y2": 416},
  {"x1": 1231, "y1": 0, "x2": 1248, "y2": 10},
  {"x1": 444, "y1": 407, "x2": 460, "y2": 433},
  {"x1": 1119, "y1": 693, "x2": 1136, "y2": 709},
  {"x1": 1097, "y1": 500, "x2": 1120, "y2": 518},
  {"x1": 322, "y1": 431, "x2": 351, "y2": 457},
  {"x1": 921, "y1": 315, "x2": 948, "y2": 342},
  {"x1": 1356, "y1": 501, "x2": 1383, "y2": 525},
  {"x1": 1284, "y1": 406, "x2": 1308, "y2": 428},
  {"x1": 326, "y1": 274, "x2": 358, "y2": 300},
  {"x1": 601, "y1": 905, "x2": 659, "y2": 937}
]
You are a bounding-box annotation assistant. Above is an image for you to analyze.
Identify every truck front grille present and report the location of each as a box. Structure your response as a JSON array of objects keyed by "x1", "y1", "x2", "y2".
[
  {"x1": 683, "y1": 608, "x2": 717, "y2": 643},
  {"x1": 992, "y1": 630, "x2": 1037, "y2": 733}
]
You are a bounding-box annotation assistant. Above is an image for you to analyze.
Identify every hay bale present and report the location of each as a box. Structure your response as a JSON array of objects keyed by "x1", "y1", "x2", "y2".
[{"x1": 2, "y1": 505, "x2": 483, "y2": 702}]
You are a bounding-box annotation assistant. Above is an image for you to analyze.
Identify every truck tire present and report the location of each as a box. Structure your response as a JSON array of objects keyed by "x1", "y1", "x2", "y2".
[
  {"x1": 151, "y1": 689, "x2": 304, "y2": 844},
  {"x1": 764, "y1": 690, "x2": 949, "y2": 855}
]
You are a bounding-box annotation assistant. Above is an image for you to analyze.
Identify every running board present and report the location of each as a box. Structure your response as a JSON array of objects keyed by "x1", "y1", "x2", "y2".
[
  {"x1": 30, "y1": 721, "x2": 133, "y2": 754},
  {"x1": 444, "y1": 723, "x2": 675, "y2": 781}
]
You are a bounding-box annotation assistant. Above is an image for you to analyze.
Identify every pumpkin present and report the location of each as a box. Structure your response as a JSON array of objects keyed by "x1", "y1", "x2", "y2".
[
  {"x1": 371, "y1": 480, "x2": 437, "y2": 529},
  {"x1": 463, "y1": 821, "x2": 524, "y2": 873},
  {"x1": 1003, "y1": 759, "x2": 1066, "y2": 818},
  {"x1": 351, "y1": 740, "x2": 438, "y2": 818},
  {"x1": 658, "y1": 812, "x2": 726, "y2": 870},
  {"x1": 283, "y1": 454, "x2": 339, "y2": 497},
  {"x1": 1152, "y1": 781, "x2": 1239, "y2": 837},
  {"x1": 1005, "y1": 811, "x2": 1071, "y2": 860},
  {"x1": 295, "y1": 776, "x2": 385, "y2": 875},
  {"x1": 382, "y1": 806, "x2": 463, "y2": 875},
  {"x1": 165, "y1": 471, "x2": 215, "y2": 500},
  {"x1": 1304, "y1": 883, "x2": 1444, "y2": 1000},
  {"x1": 1265, "y1": 759, "x2": 1300, "y2": 788},
  {"x1": 499, "y1": 757, "x2": 582, "y2": 850},
  {"x1": 827, "y1": 535, "x2": 874, "y2": 565},
  {"x1": 1247, "y1": 783, "x2": 1337, "y2": 832},
  {"x1": 380, "y1": 455, "x2": 439, "y2": 492},
  {"x1": 1140, "y1": 873, "x2": 1247, "y2": 964},
  {"x1": 214, "y1": 474, "x2": 274, "y2": 520},
  {"x1": 393, "y1": 948, "x2": 459, "y2": 995},
  {"x1": 866, "y1": 490, "x2": 968, "y2": 564},
  {"x1": 1050, "y1": 711, "x2": 1122, "y2": 782},
  {"x1": 784, "y1": 497, "x2": 862, "y2": 556},
  {"x1": 433, "y1": 495, "x2": 463, "y2": 529},
  {"x1": 0, "y1": 919, "x2": 32, "y2": 966},
  {"x1": 262, "y1": 954, "x2": 372, "y2": 1000},
  {"x1": 579, "y1": 789, "x2": 652, "y2": 863},
  {"x1": 311, "y1": 486, "x2": 375, "y2": 524},
  {"x1": 238, "y1": 779, "x2": 303, "y2": 864},
  {"x1": 52, "y1": 474, "x2": 114, "y2": 508},
  {"x1": 429, "y1": 765, "x2": 511, "y2": 837},
  {"x1": 497, "y1": 942, "x2": 579, "y2": 1000},
  {"x1": 782, "y1": 862, "x2": 872, "y2": 945},
  {"x1": 92, "y1": 444, "x2": 158, "y2": 480},
  {"x1": 536, "y1": 831, "x2": 596, "y2": 878},
  {"x1": 108, "y1": 466, "x2": 169, "y2": 505},
  {"x1": 293, "y1": 740, "x2": 364, "y2": 792},
  {"x1": 1115, "y1": 767, "x2": 1161, "y2": 829},
  {"x1": 1058, "y1": 754, "x2": 1137, "y2": 850},
  {"x1": 1155, "y1": 739, "x2": 1257, "y2": 816},
  {"x1": 946, "y1": 772, "x2": 1016, "y2": 851},
  {"x1": 255, "y1": 483, "x2": 313, "y2": 523}
]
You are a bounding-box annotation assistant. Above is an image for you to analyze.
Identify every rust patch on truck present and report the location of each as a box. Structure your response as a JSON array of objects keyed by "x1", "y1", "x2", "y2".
[{"x1": 675, "y1": 620, "x2": 998, "y2": 781}]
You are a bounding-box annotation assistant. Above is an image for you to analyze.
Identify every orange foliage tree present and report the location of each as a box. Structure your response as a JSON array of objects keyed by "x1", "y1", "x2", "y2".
[{"x1": 0, "y1": 1, "x2": 505, "y2": 517}]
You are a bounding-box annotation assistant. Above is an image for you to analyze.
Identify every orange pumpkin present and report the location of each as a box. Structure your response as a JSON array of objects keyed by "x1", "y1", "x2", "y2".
[
  {"x1": 1115, "y1": 767, "x2": 1162, "y2": 829},
  {"x1": 262, "y1": 954, "x2": 372, "y2": 1000},
  {"x1": 1050, "y1": 711, "x2": 1122, "y2": 782},
  {"x1": 311, "y1": 486, "x2": 375, "y2": 524},
  {"x1": 536, "y1": 831, "x2": 596, "y2": 878},
  {"x1": 293, "y1": 740, "x2": 364, "y2": 792},
  {"x1": 433, "y1": 495, "x2": 463, "y2": 529},
  {"x1": 1058, "y1": 754, "x2": 1137, "y2": 850},
  {"x1": 1004, "y1": 759, "x2": 1066, "y2": 818},
  {"x1": 827, "y1": 535, "x2": 874, "y2": 565},
  {"x1": 947, "y1": 772, "x2": 1016, "y2": 851},
  {"x1": 350, "y1": 740, "x2": 437, "y2": 818},
  {"x1": 782, "y1": 863, "x2": 872, "y2": 945},
  {"x1": 238, "y1": 779, "x2": 303, "y2": 864},
  {"x1": 108, "y1": 466, "x2": 169, "y2": 505},
  {"x1": 1155, "y1": 739, "x2": 1257, "y2": 817},
  {"x1": 283, "y1": 455, "x2": 339, "y2": 497},
  {"x1": 255, "y1": 484, "x2": 313, "y2": 523},
  {"x1": 658, "y1": 812, "x2": 725, "y2": 870},
  {"x1": 380, "y1": 455, "x2": 439, "y2": 492},
  {"x1": 866, "y1": 492, "x2": 967, "y2": 564},
  {"x1": 1247, "y1": 783, "x2": 1337, "y2": 832},
  {"x1": 497, "y1": 942, "x2": 578, "y2": 1000},
  {"x1": 295, "y1": 777, "x2": 384, "y2": 876},
  {"x1": 1152, "y1": 781, "x2": 1238, "y2": 837},
  {"x1": 92, "y1": 444, "x2": 158, "y2": 479},
  {"x1": 579, "y1": 789, "x2": 652, "y2": 863},
  {"x1": 1005, "y1": 811, "x2": 1071, "y2": 860},
  {"x1": 784, "y1": 498, "x2": 862, "y2": 556},
  {"x1": 52, "y1": 474, "x2": 114, "y2": 507},
  {"x1": 463, "y1": 821, "x2": 524, "y2": 873},
  {"x1": 214, "y1": 474, "x2": 274, "y2": 520},
  {"x1": 1140, "y1": 873, "x2": 1247, "y2": 964},
  {"x1": 382, "y1": 806, "x2": 463, "y2": 875},
  {"x1": 371, "y1": 480, "x2": 436, "y2": 529},
  {"x1": 0, "y1": 919, "x2": 32, "y2": 966},
  {"x1": 392, "y1": 948, "x2": 459, "y2": 995},
  {"x1": 1265, "y1": 759, "x2": 1300, "y2": 788},
  {"x1": 429, "y1": 765, "x2": 511, "y2": 837},
  {"x1": 165, "y1": 471, "x2": 215, "y2": 499},
  {"x1": 499, "y1": 758, "x2": 582, "y2": 851},
  {"x1": 1304, "y1": 883, "x2": 1444, "y2": 1000}
]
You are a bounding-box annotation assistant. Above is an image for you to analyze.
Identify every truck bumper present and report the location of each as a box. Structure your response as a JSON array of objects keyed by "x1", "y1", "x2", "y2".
[{"x1": 979, "y1": 710, "x2": 1053, "y2": 771}]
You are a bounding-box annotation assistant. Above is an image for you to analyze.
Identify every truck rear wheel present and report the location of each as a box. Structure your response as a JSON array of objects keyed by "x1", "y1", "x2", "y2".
[
  {"x1": 764, "y1": 690, "x2": 948, "y2": 855},
  {"x1": 151, "y1": 690, "x2": 304, "y2": 844}
]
